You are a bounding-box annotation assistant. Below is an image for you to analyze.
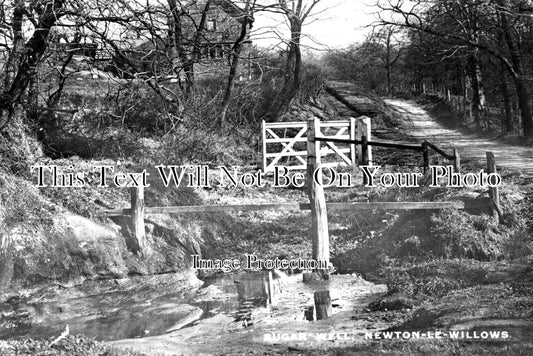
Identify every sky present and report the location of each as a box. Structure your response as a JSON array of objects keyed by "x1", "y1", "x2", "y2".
[{"x1": 251, "y1": 0, "x2": 377, "y2": 54}]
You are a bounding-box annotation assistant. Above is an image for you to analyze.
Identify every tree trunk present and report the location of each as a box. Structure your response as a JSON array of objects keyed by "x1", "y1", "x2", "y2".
[
  {"x1": 499, "y1": 64, "x2": 513, "y2": 133},
  {"x1": 385, "y1": 30, "x2": 393, "y2": 96},
  {"x1": 3, "y1": 0, "x2": 24, "y2": 89},
  {"x1": 468, "y1": 50, "x2": 486, "y2": 128},
  {"x1": 271, "y1": 17, "x2": 302, "y2": 121},
  {"x1": 0, "y1": 0, "x2": 65, "y2": 131},
  {"x1": 498, "y1": 0, "x2": 533, "y2": 137},
  {"x1": 220, "y1": 0, "x2": 251, "y2": 127}
]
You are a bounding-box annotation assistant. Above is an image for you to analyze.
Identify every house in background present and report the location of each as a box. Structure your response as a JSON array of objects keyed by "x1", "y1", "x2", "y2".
[
  {"x1": 107, "y1": 0, "x2": 254, "y2": 80},
  {"x1": 45, "y1": 0, "x2": 253, "y2": 80}
]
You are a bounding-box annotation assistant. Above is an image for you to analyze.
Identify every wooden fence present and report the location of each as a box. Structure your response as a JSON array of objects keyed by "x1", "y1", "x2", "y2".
[{"x1": 424, "y1": 87, "x2": 522, "y2": 133}]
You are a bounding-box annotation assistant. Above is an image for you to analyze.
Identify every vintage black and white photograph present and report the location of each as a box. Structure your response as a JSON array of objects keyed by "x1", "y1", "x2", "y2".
[{"x1": 0, "y1": 0, "x2": 532, "y2": 355}]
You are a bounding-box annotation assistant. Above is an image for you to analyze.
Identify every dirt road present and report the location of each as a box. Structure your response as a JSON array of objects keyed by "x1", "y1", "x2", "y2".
[
  {"x1": 325, "y1": 80, "x2": 533, "y2": 176},
  {"x1": 386, "y1": 99, "x2": 533, "y2": 177}
]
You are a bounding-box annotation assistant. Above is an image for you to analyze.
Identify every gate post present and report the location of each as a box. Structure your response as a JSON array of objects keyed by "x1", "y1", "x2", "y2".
[
  {"x1": 307, "y1": 118, "x2": 330, "y2": 275},
  {"x1": 356, "y1": 116, "x2": 372, "y2": 166},
  {"x1": 350, "y1": 117, "x2": 356, "y2": 166},
  {"x1": 261, "y1": 120, "x2": 267, "y2": 172}
]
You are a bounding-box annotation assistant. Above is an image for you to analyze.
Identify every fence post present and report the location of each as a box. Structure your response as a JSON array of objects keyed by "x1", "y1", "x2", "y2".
[
  {"x1": 356, "y1": 116, "x2": 372, "y2": 166},
  {"x1": 486, "y1": 152, "x2": 502, "y2": 223},
  {"x1": 422, "y1": 141, "x2": 429, "y2": 174},
  {"x1": 261, "y1": 120, "x2": 267, "y2": 172},
  {"x1": 453, "y1": 149, "x2": 461, "y2": 173},
  {"x1": 130, "y1": 186, "x2": 146, "y2": 253},
  {"x1": 307, "y1": 118, "x2": 329, "y2": 279}
]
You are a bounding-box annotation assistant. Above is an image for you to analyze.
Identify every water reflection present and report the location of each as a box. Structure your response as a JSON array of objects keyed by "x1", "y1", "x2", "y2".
[
  {"x1": 194, "y1": 271, "x2": 273, "y2": 324},
  {"x1": 0, "y1": 271, "x2": 276, "y2": 341}
]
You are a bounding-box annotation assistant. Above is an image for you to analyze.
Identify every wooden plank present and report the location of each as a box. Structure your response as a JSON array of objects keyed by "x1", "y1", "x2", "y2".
[
  {"x1": 264, "y1": 122, "x2": 307, "y2": 129},
  {"x1": 326, "y1": 201, "x2": 464, "y2": 210},
  {"x1": 146, "y1": 204, "x2": 308, "y2": 214},
  {"x1": 265, "y1": 151, "x2": 307, "y2": 158},
  {"x1": 265, "y1": 138, "x2": 308, "y2": 143},
  {"x1": 320, "y1": 121, "x2": 352, "y2": 127},
  {"x1": 425, "y1": 140, "x2": 454, "y2": 160},
  {"x1": 102, "y1": 201, "x2": 465, "y2": 217},
  {"x1": 315, "y1": 135, "x2": 351, "y2": 140},
  {"x1": 265, "y1": 121, "x2": 353, "y2": 130},
  {"x1": 320, "y1": 148, "x2": 351, "y2": 156},
  {"x1": 266, "y1": 135, "x2": 351, "y2": 143},
  {"x1": 263, "y1": 164, "x2": 308, "y2": 172},
  {"x1": 308, "y1": 118, "x2": 330, "y2": 266},
  {"x1": 315, "y1": 137, "x2": 422, "y2": 151}
]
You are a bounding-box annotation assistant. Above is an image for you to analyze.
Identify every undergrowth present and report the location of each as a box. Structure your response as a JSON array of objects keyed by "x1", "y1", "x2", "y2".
[{"x1": 0, "y1": 335, "x2": 145, "y2": 356}]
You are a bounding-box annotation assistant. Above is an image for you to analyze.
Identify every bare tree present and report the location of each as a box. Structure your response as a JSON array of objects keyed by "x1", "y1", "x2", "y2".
[
  {"x1": 263, "y1": 0, "x2": 321, "y2": 121},
  {"x1": 375, "y1": 0, "x2": 533, "y2": 136},
  {"x1": 219, "y1": 0, "x2": 254, "y2": 127},
  {"x1": 0, "y1": 0, "x2": 67, "y2": 131}
]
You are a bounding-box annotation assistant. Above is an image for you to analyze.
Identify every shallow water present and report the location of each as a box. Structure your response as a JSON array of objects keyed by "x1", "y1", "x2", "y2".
[{"x1": 0, "y1": 271, "x2": 275, "y2": 341}]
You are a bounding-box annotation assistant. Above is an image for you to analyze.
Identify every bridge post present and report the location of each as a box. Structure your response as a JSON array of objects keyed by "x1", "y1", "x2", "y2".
[
  {"x1": 130, "y1": 186, "x2": 146, "y2": 253},
  {"x1": 307, "y1": 118, "x2": 330, "y2": 277}
]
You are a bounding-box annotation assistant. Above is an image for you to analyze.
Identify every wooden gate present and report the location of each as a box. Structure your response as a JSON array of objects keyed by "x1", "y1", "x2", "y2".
[{"x1": 261, "y1": 117, "x2": 371, "y2": 172}]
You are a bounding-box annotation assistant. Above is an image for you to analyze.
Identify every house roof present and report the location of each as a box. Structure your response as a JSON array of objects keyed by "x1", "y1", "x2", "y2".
[
  {"x1": 202, "y1": 0, "x2": 253, "y2": 25},
  {"x1": 213, "y1": 0, "x2": 246, "y2": 21}
]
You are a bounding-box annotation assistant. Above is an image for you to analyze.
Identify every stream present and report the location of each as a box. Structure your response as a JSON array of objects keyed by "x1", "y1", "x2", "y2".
[{"x1": 0, "y1": 271, "x2": 285, "y2": 342}]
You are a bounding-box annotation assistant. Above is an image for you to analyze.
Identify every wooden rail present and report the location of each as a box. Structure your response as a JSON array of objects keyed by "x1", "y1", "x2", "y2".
[
  {"x1": 314, "y1": 137, "x2": 423, "y2": 151},
  {"x1": 314, "y1": 136, "x2": 460, "y2": 172},
  {"x1": 102, "y1": 201, "x2": 466, "y2": 217}
]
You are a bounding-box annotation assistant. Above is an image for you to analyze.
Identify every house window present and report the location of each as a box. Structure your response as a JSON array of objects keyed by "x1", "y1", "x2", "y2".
[{"x1": 207, "y1": 19, "x2": 217, "y2": 31}]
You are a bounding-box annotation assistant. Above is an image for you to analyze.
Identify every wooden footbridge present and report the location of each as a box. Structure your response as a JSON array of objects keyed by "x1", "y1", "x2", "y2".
[{"x1": 104, "y1": 117, "x2": 502, "y2": 269}]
